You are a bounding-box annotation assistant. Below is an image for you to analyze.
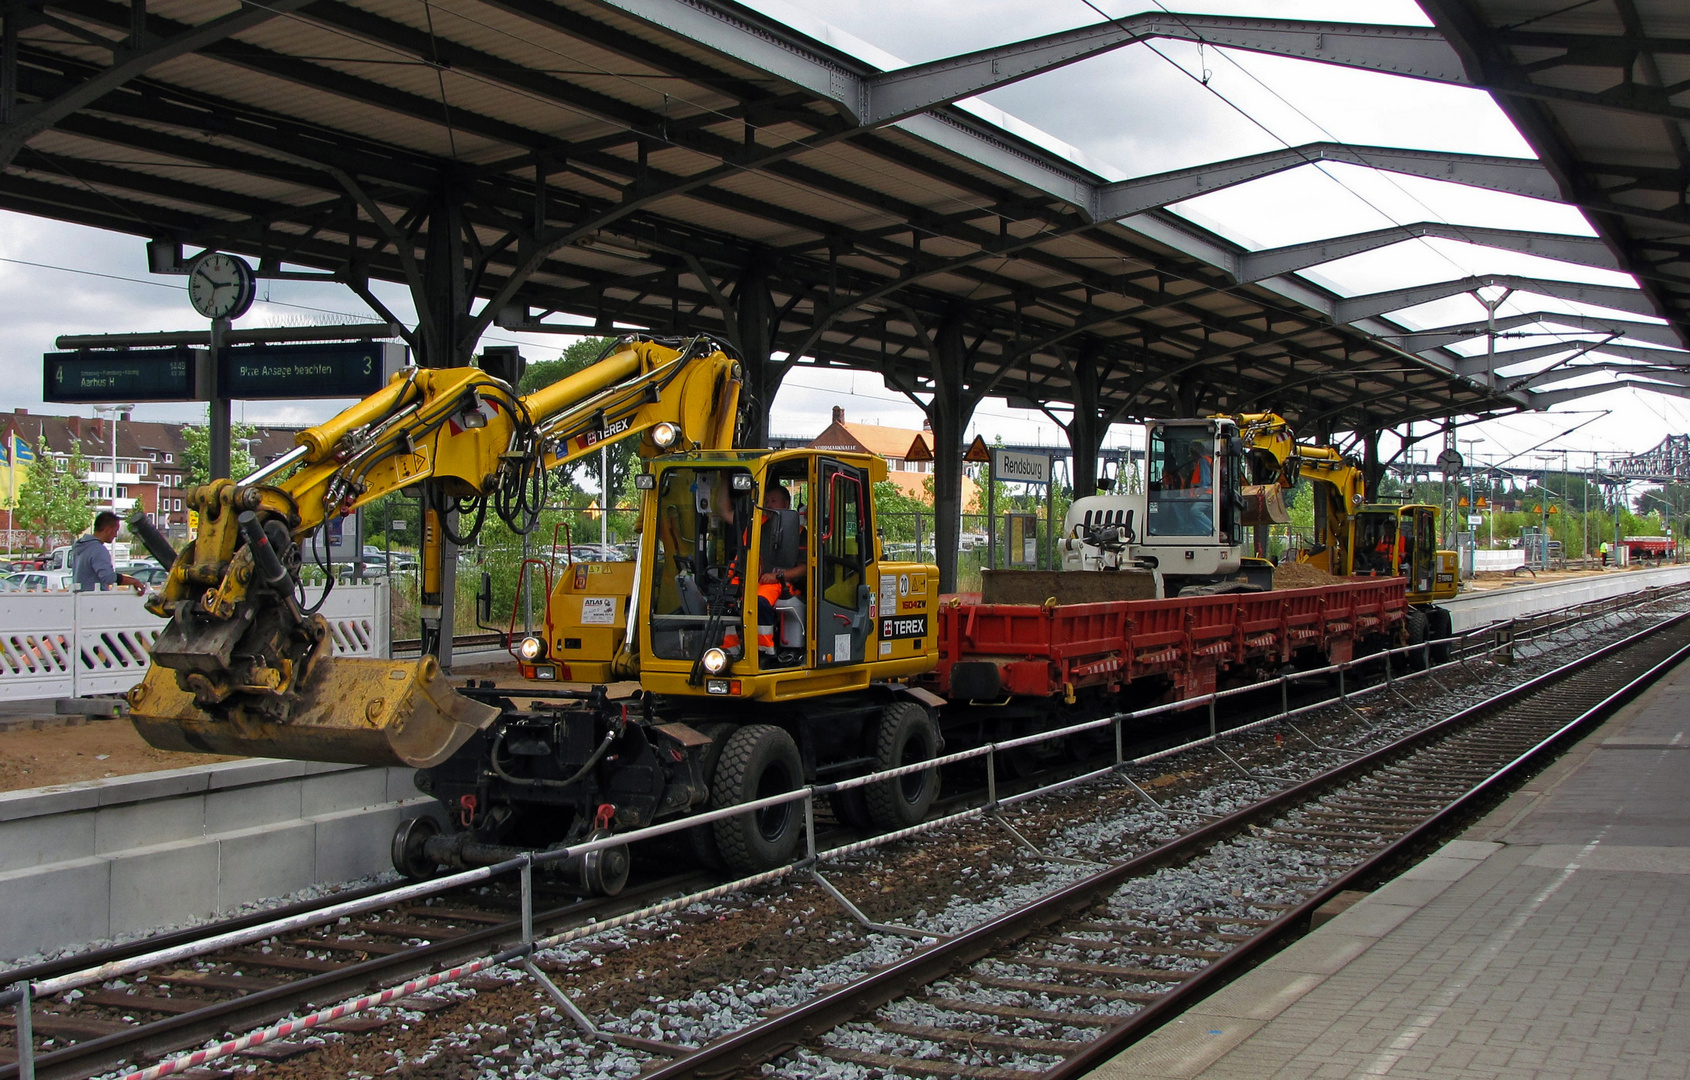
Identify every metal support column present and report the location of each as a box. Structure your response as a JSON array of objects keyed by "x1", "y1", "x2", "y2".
[
  {"x1": 926, "y1": 308, "x2": 978, "y2": 594},
  {"x1": 208, "y1": 316, "x2": 231, "y2": 479}
]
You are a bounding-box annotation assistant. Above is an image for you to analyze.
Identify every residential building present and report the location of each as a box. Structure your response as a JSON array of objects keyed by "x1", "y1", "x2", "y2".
[
  {"x1": 0, "y1": 409, "x2": 301, "y2": 548},
  {"x1": 808, "y1": 406, "x2": 978, "y2": 505}
]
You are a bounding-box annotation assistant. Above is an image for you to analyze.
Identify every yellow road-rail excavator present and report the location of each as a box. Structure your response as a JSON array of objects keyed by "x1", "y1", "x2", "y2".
[
  {"x1": 125, "y1": 335, "x2": 943, "y2": 892},
  {"x1": 1229, "y1": 414, "x2": 1459, "y2": 612},
  {"x1": 1058, "y1": 413, "x2": 1458, "y2": 621}
]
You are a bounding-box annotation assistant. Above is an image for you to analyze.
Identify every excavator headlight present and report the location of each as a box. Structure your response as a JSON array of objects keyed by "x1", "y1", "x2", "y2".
[
  {"x1": 518, "y1": 635, "x2": 545, "y2": 661},
  {"x1": 635, "y1": 473, "x2": 656, "y2": 490},
  {"x1": 651, "y1": 422, "x2": 679, "y2": 449},
  {"x1": 701, "y1": 647, "x2": 728, "y2": 674}
]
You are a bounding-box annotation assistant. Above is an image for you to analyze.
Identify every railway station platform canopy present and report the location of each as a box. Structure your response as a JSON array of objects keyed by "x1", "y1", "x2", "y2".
[{"x1": 3, "y1": 0, "x2": 1688, "y2": 486}]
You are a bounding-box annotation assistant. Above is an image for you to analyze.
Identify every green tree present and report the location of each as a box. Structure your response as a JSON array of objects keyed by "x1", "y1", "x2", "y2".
[
  {"x1": 14, "y1": 437, "x2": 95, "y2": 549},
  {"x1": 512, "y1": 337, "x2": 634, "y2": 504},
  {"x1": 182, "y1": 417, "x2": 257, "y2": 488}
]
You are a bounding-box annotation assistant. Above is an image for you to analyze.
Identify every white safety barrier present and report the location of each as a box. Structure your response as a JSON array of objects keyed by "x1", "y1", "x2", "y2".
[
  {"x1": 0, "y1": 584, "x2": 389, "y2": 702},
  {"x1": 1472, "y1": 549, "x2": 1527, "y2": 572}
]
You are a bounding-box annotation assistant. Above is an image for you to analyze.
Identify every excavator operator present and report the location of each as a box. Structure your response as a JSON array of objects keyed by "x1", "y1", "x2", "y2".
[
  {"x1": 1369, "y1": 525, "x2": 1395, "y2": 575},
  {"x1": 1180, "y1": 440, "x2": 1215, "y2": 535},
  {"x1": 721, "y1": 480, "x2": 806, "y2": 658}
]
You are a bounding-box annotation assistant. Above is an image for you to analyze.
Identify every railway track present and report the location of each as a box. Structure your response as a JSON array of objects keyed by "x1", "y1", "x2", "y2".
[
  {"x1": 2, "y1": 587, "x2": 1682, "y2": 1080},
  {"x1": 0, "y1": 870, "x2": 712, "y2": 1080},
  {"x1": 637, "y1": 609, "x2": 1690, "y2": 1080}
]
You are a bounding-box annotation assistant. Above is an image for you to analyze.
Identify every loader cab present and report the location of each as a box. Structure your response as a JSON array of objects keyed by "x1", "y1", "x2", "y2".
[
  {"x1": 637, "y1": 449, "x2": 937, "y2": 701},
  {"x1": 1141, "y1": 419, "x2": 1244, "y2": 582}
]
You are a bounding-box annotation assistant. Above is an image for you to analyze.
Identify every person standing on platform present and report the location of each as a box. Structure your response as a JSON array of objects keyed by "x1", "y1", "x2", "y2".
[{"x1": 72, "y1": 512, "x2": 144, "y2": 594}]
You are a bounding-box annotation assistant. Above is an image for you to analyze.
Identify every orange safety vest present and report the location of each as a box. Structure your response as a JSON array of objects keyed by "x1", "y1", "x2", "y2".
[
  {"x1": 1188, "y1": 454, "x2": 1213, "y2": 490},
  {"x1": 733, "y1": 512, "x2": 803, "y2": 651}
]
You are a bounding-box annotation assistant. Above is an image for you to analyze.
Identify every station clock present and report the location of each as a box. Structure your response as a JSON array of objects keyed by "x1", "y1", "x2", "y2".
[{"x1": 187, "y1": 252, "x2": 256, "y2": 321}]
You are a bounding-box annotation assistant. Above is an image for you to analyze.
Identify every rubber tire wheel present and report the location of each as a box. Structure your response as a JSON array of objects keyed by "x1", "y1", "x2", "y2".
[
  {"x1": 710, "y1": 724, "x2": 805, "y2": 874},
  {"x1": 1428, "y1": 607, "x2": 1454, "y2": 665},
  {"x1": 830, "y1": 786, "x2": 872, "y2": 831},
  {"x1": 687, "y1": 722, "x2": 737, "y2": 871},
  {"x1": 865, "y1": 702, "x2": 941, "y2": 831}
]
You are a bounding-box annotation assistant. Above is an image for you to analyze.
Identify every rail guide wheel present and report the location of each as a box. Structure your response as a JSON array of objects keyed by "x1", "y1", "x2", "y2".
[{"x1": 392, "y1": 815, "x2": 442, "y2": 880}]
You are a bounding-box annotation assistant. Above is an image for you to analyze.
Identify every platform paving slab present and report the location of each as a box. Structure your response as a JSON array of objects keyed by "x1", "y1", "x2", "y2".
[{"x1": 1090, "y1": 650, "x2": 1690, "y2": 1080}]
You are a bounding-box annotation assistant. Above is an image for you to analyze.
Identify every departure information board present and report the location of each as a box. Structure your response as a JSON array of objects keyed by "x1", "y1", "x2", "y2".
[
  {"x1": 218, "y1": 341, "x2": 407, "y2": 399},
  {"x1": 43, "y1": 349, "x2": 201, "y2": 403}
]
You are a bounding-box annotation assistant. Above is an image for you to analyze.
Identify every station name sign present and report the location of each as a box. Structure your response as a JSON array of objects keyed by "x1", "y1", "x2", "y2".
[
  {"x1": 991, "y1": 449, "x2": 1052, "y2": 485},
  {"x1": 44, "y1": 348, "x2": 201, "y2": 403},
  {"x1": 219, "y1": 341, "x2": 407, "y2": 399}
]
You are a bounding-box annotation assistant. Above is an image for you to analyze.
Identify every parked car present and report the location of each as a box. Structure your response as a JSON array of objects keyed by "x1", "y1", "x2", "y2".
[
  {"x1": 12, "y1": 571, "x2": 73, "y2": 591},
  {"x1": 0, "y1": 572, "x2": 25, "y2": 592},
  {"x1": 567, "y1": 544, "x2": 628, "y2": 563},
  {"x1": 125, "y1": 564, "x2": 171, "y2": 587}
]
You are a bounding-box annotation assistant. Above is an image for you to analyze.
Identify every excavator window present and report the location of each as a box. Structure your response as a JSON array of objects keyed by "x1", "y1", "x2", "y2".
[
  {"x1": 647, "y1": 467, "x2": 750, "y2": 661},
  {"x1": 1146, "y1": 426, "x2": 1216, "y2": 538},
  {"x1": 820, "y1": 467, "x2": 864, "y2": 607},
  {"x1": 1410, "y1": 508, "x2": 1437, "y2": 594},
  {"x1": 815, "y1": 459, "x2": 873, "y2": 666},
  {"x1": 1353, "y1": 513, "x2": 1397, "y2": 576}
]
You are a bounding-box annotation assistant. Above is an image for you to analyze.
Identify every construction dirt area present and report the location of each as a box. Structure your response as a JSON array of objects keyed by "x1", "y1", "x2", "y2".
[{"x1": 0, "y1": 719, "x2": 238, "y2": 793}]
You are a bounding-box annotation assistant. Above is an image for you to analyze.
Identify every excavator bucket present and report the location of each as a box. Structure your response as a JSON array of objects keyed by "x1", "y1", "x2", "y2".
[
  {"x1": 127, "y1": 655, "x2": 500, "y2": 768},
  {"x1": 1239, "y1": 483, "x2": 1291, "y2": 527}
]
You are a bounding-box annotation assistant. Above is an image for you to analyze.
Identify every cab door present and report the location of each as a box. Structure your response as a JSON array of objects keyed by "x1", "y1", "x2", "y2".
[
  {"x1": 1408, "y1": 508, "x2": 1437, "y2": 596},
  {"x1": 815, "y1": 458, "x2": 872, "y2": 666}
]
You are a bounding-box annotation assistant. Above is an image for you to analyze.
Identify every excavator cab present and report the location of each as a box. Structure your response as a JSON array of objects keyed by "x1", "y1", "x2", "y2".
[
  {"x1": 522, "y1": 448, "x2": 938, "y2": 699},
  {"x1": 1351, "y1": 503, "x2": 1458, "y2": 603}
]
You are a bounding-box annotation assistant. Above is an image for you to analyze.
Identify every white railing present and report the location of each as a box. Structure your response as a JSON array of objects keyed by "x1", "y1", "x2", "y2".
[{"x1": 0, "y1": 584, "x2": 389, "y2": 702}]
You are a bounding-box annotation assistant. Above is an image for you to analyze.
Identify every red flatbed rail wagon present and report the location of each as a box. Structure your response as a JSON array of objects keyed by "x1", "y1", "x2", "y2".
[
  {"x1": 1621, "y1": 536, "x2": 1676, "y2": 563},
  {"x1": 926, "y1": 580, "x2": 1408, "y2": 711}
]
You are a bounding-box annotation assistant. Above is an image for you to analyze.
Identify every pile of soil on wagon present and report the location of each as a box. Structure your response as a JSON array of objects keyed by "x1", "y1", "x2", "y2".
[{"x1": 1273, "y1": 561, "x2": 1341, "y2": 589}]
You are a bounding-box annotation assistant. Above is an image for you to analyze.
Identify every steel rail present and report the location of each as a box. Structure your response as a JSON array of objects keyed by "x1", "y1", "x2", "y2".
[
  {"x1": 1046, "y1": 613, "x2": 1690, "y2": 1079},
  {"x1": 0, "y1": 877, "x2": 400, "y2": 991},
  {"x1": 0, "y1": 874, "x2": 708, "y2": 1080},
  {"x1": 638, "y1": 610, "x2": 1690, "y2": 1080}
]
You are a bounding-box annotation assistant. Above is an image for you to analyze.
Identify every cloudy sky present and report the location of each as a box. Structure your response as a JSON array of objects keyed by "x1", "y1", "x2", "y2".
[{"x1": 2, "y1": 0, "x2": 1684, "y2": 479}]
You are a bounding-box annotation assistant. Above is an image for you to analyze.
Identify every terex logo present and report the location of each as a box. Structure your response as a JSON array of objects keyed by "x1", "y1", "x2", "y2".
[
  {"x1": 567, "y1": 417, "x2": 632, "y2": 451},
  {"x1": 880, "y1": 615, "x2": 927, "y2": 639}
]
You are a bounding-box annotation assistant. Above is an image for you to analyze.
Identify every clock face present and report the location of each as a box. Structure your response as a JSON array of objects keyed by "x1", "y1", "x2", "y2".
[{"x1": 188, "y1": 252, "x2": 255, "y2": 320}]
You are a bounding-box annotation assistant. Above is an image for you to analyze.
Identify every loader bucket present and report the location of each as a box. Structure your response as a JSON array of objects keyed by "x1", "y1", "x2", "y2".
[
  {"x1": 127, "y1": 655, "x2": 500, "y2": 768},
  {"x1": 1239, "y1": 483, "x2": 1291, "y2": 527}
]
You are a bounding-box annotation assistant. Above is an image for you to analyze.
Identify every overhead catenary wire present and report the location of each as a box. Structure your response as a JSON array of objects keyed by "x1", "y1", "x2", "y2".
[{"x1": 1073, "y1": 0, "x2": 1639, "y2": 365}]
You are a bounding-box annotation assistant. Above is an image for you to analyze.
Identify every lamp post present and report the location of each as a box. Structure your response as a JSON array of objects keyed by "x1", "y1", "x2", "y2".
[{"x1": 93, "y1": 404, "x2": 136, "y2": 517}]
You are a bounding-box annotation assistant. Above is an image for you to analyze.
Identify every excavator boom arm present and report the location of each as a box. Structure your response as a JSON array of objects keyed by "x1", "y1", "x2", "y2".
[{"x1": 127, "y1": 336, "x2": 742, "y2": 768}]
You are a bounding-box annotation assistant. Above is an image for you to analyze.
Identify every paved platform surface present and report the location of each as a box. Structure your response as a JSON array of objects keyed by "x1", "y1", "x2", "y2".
[{"x1": 1095, "y1": 652, "x2": 1690, "y2": 1080}]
